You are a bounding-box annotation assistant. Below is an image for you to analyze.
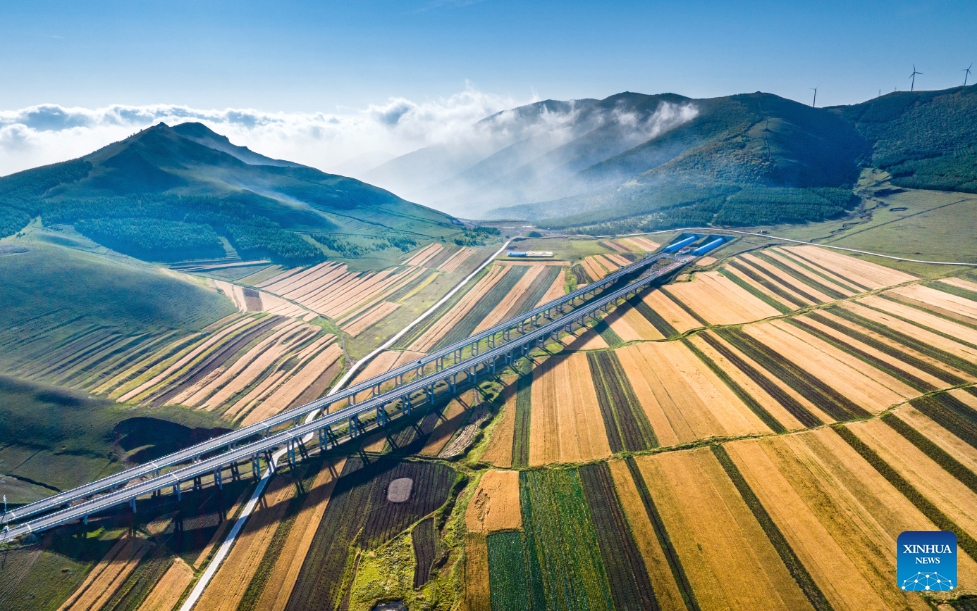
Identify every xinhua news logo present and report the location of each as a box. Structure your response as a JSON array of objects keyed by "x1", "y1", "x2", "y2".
[{"x1": 897, "y1": 531, "x2": 957, "y2": 591}]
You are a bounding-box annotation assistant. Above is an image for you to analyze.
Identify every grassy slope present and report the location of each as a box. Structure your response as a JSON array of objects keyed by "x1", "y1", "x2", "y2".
[{"x1": 0, "y1": 240, "x2": 235, "y2": 501}]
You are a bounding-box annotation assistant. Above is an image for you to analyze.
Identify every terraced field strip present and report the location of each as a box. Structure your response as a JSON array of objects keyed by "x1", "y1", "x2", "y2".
[
  {"x1": 635, "y1": 448, "x2": 815, "y2": 610},
  {"x1": 751, "y1": 250, "x2": 849, "y2": 300},
  {"x1": 682, "y1": 337, "x2": 787, "y2": 433},
  {"x1": 195, "y1": 320, "x2": 309, "y2": 409},
  {"x1": 409, "y1": 265, "x2": 508, "y2": 352},
  {"x1": 348, "y1": 350, "x2": 426, "y2": 403},
  {"x1": 710, "y1": 446, "x2": 832, "y2": 611},
  {"x1": 601, "y1": 240, "x2": 631, "y2": 254},
  {"x1": 664, "y1": 271, "x2": 780, "y2": 325},
  {"x1": 467, "y1": 469, "x2": 522, "y2": 534},
  {"x1": 579, "y1": 463, "x2": 660, "y2": 610},
  {"x1": 785, "y1": 245, "x2": 917, "y2": 289},
  {"x1": 615, "y1": 342, "x2": 770, "y2": 446},
  {"x1": 759, "y1": 249, "x2": 858, "y2": 298},
  {"x1": 789, "y1": 315, "x2": 948, "y2": 392},
  {"x1": 240, "y1": 343, "x2": 344, "y2": 425},
  {"x1": 587, "y1": 351, "x2": 658, "y2": 452},
  {"x1": 581, "y1": 256, "x2": 608, "y2": 281},
  {"x1": 466, "y1": 531, "x2": 491, "y2": 611},
  {"x1": 318, "y1": 267, "x2": 423, "y2": 320},
  {"x1": 739, "y1": 253, "x2": 834, "y2": 303},
  {"x1": 745, "y1": 319, "x2": 920, "y2": 412},
  {"x1": 520, "y1": 469, "x2": 613, "y2": 610},
  {"x1": 432, "y1": 265, "x2": 529, "y2": 349},
  {"x1": 835, "y1": 302, "x2": 977, "y2": 371},
  {"x1": 717, "y1": 327, "x2": 872, "y2": 422},
  {"x1": 404, "y1": 242, "x2": 443, "y2": 266},
  {"x1": 473, "y1": 265, "x2": 546, "y2": 333},
  {"x1": 884, "y1": 285, "x2": 977, "y2": 330},
  {"x1": 249, "y1": 458, "x2": 346, "y2": 611},
  {"x1": 285, "y1": 459, "x2": 456, "y2": 610},
  {"x1": 193, "y1": 474, "x2": 298, "y2": 611},
  {"x1": 810, "y1": 309, "x2": 975, "y2": 384},
  {"x1": 622, "y1": 236, "x2": 660, "y2": 252},
  {"x1": 770, "y1": 246, "x2": 869, "y2": 293},
  {"x1": 528, "y1": 352, "x2": 611, "y2": 465},
  {"x1": 845, "y1": 419, "x2": 977, "y2": 555},
  {"x1": 59, "y1": 537, "x2": 153, "y2": 611},
  {"x1": 724, "y1": 433, "x2": 924, "y2": 610},
  {"x1": 534, "y1": 267, "x2": 566, "y2": 307},
  {"x1": 605, "y1": 253, "x2": 632, "y2": 267},
  {"x1": 480, "y1": 386, "x2": 516, "y2": 468},
  {"x1": 891, "y1": 404, "x2": 977, "y2": 477},
  {"x1": 137, "y1": 557, "x2": 194, "y2": 611},
  {"x1": 606, "y1": 298, "x2": 667, "y2": 340},
  {"x1": 607, "y1": 460, "x2": 692, "y2": 610},
  {"x1": 342, "y1": 302, "x2": 401, "y2": 338},
  {"x1": 438, "y1": 246, "x2": 476, "y2": 273},
  {"x1": 859, "y1": 293, "x2": 977, "y2": 348},
  {"x1": 638, "y1": 289, "x2": 701, "y2": 334},
  {"x1": 908, "y1": 390, "x2": 977, "y2": 453},
  {"x1": 719, "y1": 265, "x2": 798, "y2": 313}
]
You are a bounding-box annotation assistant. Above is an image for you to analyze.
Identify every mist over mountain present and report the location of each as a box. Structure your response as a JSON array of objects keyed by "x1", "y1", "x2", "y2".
[
  {"x1": 364, "y1": 85, "x2": 977, "y2": 232},
  {"x1": 0, "y1": 122, "x2": 466, "y2": 263}
]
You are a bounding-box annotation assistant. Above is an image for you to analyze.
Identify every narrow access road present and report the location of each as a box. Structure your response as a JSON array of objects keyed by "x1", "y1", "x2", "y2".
[{"x1": 180, "y1": 240, "x2": 509, "y2": 611}]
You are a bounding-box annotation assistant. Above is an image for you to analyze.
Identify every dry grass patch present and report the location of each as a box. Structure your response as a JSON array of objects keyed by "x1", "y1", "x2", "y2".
[
  {"x1": 635, "y1": 448, "x2": 815, "y2": 610},
  {"x1": 466, "y1": 470, "x2": 521, "y2": 534},
  {"x1": 464, "y1": 532, "x2": 491, "y2": 611},
  {"x1": 665, "y1": 271, "x2": 780, "y2": 325},
  {"x1": 528, "y1": 352, "x2": 611, "y2": 465},
  {"x1": 137, "y1": 557, "x2": 194, "y2": 611}
]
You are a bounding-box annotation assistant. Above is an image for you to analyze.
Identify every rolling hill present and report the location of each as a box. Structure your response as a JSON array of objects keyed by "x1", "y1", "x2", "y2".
[
  {"x1": 363, "y1": 85, "x2": 977, "y2": 234},
  {"x1": 0, "y1": 122, "x2": 470, "y2": 263}
]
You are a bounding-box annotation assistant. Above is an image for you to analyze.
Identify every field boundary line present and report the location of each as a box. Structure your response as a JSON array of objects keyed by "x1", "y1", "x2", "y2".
[{"x1": 179, "y1": 240, "x2": 509, "y2": 610}]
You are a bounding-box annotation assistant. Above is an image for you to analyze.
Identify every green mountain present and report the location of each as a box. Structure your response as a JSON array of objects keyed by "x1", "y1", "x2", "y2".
[
  {"x1": 0, "y1": 122, "x2": 468, "y2": 263},
  {"x1": 362, "y1": 86, "x2": 976, "y2": 233}
]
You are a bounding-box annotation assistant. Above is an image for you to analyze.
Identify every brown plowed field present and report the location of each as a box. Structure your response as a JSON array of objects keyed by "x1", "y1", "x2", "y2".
[
  {"x1": 635, "y1": 448, "x2": 815, "y2": 610},
  {"x1": 241, "y1": 343, "x2": 343, "y2": 425},
  {"x1": 59, "y1": 537, "x2": 153, "y2": 611},
  {"x1": 528, "y1": 352, "x2": 611, "y2": 465}
]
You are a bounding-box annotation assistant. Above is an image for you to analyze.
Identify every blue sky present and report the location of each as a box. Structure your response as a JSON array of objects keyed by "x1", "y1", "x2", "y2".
[
  {"x1": 2, "y1": 0, "x2": 973, "y2": 110},
  {"x1": 0, "y1": 0, "x2": 973, "y2": 177}
]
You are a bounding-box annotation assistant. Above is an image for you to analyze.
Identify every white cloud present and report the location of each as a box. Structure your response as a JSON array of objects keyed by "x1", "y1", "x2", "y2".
[{"x1": 0, "y1": 85, "x2": 525, "y2": 178}]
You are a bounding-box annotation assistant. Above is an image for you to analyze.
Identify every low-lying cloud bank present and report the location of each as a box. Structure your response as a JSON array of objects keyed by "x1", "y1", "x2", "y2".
[{"x1": 0, "y1": 86, "x2": 523, "y2": 178}]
